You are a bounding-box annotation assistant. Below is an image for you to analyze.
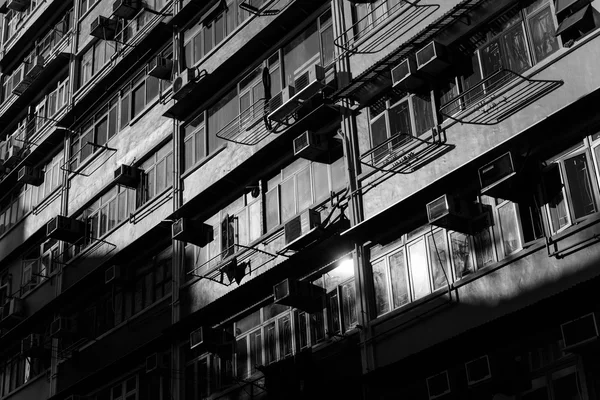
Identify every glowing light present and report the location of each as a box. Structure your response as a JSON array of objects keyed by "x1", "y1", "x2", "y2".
[{"x1": 338, "y1": 258, "x2": 354, "y2": 276}]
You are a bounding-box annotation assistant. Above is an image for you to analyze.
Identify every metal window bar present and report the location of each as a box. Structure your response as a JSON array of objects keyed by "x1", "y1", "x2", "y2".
[
  {"x1": 187, "y1": 243, "x2": 285, "y2": 286},
  {"x1": 61, "y1": 141, "x2": 118, "y2": 177},
  {"x1": 52, "y1": 234, "x2": 117, "y2": 267},
  {"x1": 360, "y1": 129, "x2": 448, "y2": 174},
  {"x1": 439, "y1": 68, "x2": 564, "y2": 125},
  {"x1": 334, "y1": 1, "x2": 440, "y2": 56},
  {"x1": 216, "y1": 98, "x2": 270, "y2": 145},
  {"x1": 332, "y1": 0, "x2": 488, "y2": 104},
  {"x1": 113, "y1": 1, "x2": 173, "y2": 52}
]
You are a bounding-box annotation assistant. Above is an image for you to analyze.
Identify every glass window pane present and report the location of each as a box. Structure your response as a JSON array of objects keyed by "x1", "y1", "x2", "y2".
[
  {"x1": 120, "y1": 93, "x2": 130, "y2": 129},
  {"x1": 450, "y1": 231, "x2": 474, "y2": 279},
  {"x1": 132, "y1": 84, "x2": 145, "y2": 118},
  {"x1": 388, "y1": 100, "x2": 412, "y2": 138},
  {"x1": 428, "y1": 230, "x2": 449, "y2": 290},
  {"x1": 147, "y1": 76, "x2": 159, "y2": 102},
  {"x1": 235, "y1": 338, "x2": 248, "y2": 378},
  {"x1": 156, "y1": 159, "x2": 166, "y2": 193},
  {"x1": 549, "y1": 189, "x2": 569, "y2": 232},
  {"x1": 320, "y1": 24, "x2": 334, "y2": 66},
  {"x1": 501, "y1": 25, "x2": 530, "y2": 74},
  {"x1": 328, "y1": 291, "x2": 341, "y2": 334},
  {"x1": 389, "y1": 250, "x2": 409, "y2": 308},
  {"x1": 95, "y1": 118, "x2": 108, "y2": 147},
  {"x1": 264, "y1": 322, "x2": 276, "y2": 365},
  {"x1": 278, "y1": 315, "x2": 292, "y2": 358},
  {"x1": 265, "y1": 189, "x2": 279, "y2": 231},
  {"x1": 296, "y1": 167, "x2": 312, "y2": 213},
  {"x1": 184, "y1": 137, "x2": 193, "y2": 171},
  {"x1": 283, "y1": 22, "x2": 319, "y2": 86},
  {"x1": 498, "y1": 202, "x2": 522, "y2": 256},
  {"x1": 564, "y1": 153, "x2": 597, "y2": 219},
  {"x1": 108, "y1": 105, "x2": 118, "y2": 139},
  {"x1": 204, "y1": 24, "x2": 213, "y2": 54},
  {"x1": 249, "y1": 330, "x2": 262, "y2": 374},
  {"x1": 313, "y1": 162, "x2": 329, "y2": 201},
  {"x1": 528, "y1": 7, "x2": 559, "y2": 63},
  {"x1": 371, "y1": 116, "x2": 389, "y2": 163},
  {"x1": 474, "y1": 227, "x2": 495, "y2": 268},
  {"x1": 408, "y1": 239, "x2": 430, "y2": 300},
  {"x1": 412, "y1": 94, "x2": 434, "y2": 136},
  {"x1": 280, "y1": 178, "x2": 295, "y2": 223},
  {"x1": 193, "y1": 34, "x2": 202, "y2": 64},
  {"x1": 372, "y1": 259, "x2": 390, "y2": 316},
  {"x1": 341, "y1": 280, "x2": 357, "y2": 330},
  {"x1": 237, "y1": 209, "x2": 248, "y2": 246},
  {"x1": 248, "y1": 200, "x2": 261, "y2": 242}
]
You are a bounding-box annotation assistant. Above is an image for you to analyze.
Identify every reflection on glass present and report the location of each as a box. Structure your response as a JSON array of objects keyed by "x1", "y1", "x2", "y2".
[
  {"x1": 565, "y1": 153, "x2": 597, "y2": 219},
  {"x1": 528, "y1": 6, "x2": 559, "y2": 63},
  {"x1": 428, "y1": 230, "x2": 449, "y2": 290},
  {"x1": 341, "y1": 281, "x2": 357, "y2": 330},
  {"x1": 474, "y1": 228, "x2": 495, "y2": 268},
  {"x1": 408, "y1": 239, "x2": 430, "y2": 299},
  {"x1": 451, "y1": 231, "x2": 474, "y2": 279},
  {"x1": 389, "y1": 250, "x2": 409, "y2": 308},
  {"x1": 498, "y1": 201, "x2": 522, "y2": 256},
  {"x1": 371, "y1": 259, "x2": 390, "y2": 316}
]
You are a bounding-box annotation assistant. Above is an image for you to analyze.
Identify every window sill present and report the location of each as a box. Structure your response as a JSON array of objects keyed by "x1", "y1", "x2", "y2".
[
  {"x1": 130, "y1": 185, "x2": 173, "y2": 224},
  {"x1": 0, "y1": 371, "x2": 46, "y2": 399},
  {"x1": 180, "y1": 143, "x2": 228, "y2": 179},
  {"x1": 128, "y1": 95, "x2": 162, "y2": 128}
]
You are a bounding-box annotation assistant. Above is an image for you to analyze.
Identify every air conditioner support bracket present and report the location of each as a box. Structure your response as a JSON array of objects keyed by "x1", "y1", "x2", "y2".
[{"x1": 61, "y1": 142, "x2": 118, "y2": 177}]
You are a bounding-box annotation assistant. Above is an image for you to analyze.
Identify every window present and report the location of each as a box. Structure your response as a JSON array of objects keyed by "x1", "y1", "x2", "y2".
[
  {"x1": 367, "y1": 92, "x2": 435, "y2": 164},
  {"x1": 265, "y1": 157, "x2": 346, "y2": 231},
  {"x1": 2, "y1": 1, "x2": 42, "y2": 44},
  {"x1": 93, "y1": 375, "x2": 139, "y2": 400},
  {"x1": 0, "y1": 153, "x2": 64, "y2": 237},
  {"x1": 185, "y1": 192, "x2": 260, "y2": 280},
  {"x1": 70, "y1": 98, "x2": 118, "y2": 170},
  {"x1": 21, "y1": 241, "x2": 60, "y2": 295},
  {"x1": 351, "y1": 0, "x2": 403, "y2": 39},
  {"x1": 436, "y1": 0, "x2": 559, "y2": 118},
  {"x1": 79, "y1": 0, "x2": 99, "y2": 16},
  {"x1": 554, "y1": 0, "x2": 599, "y2": 46},
  {"x1": 0, "y1": 272, "x2": 11, "y2": 307},
  {"x1": 545, "y1": 140, "x2": 599, "y2": 234},
  {"x1": 80, "y1": 40, "x2": 116, "y2": 87},
  {"x1": 137, "y1": 143, "x2": 173, "y2": 207},
  {"x1": 183, "y1": 113, "x2": 205, "y2": 171}
]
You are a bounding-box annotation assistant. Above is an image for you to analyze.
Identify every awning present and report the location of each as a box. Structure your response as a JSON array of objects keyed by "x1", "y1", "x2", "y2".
[{"x1": 556, "y1": 5, "x2": 591, "y2": 36}]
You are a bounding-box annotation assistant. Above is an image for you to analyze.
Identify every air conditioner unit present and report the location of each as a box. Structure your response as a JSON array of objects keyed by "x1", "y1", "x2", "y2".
[
  {"x1": 416, "y1": 41, "x2": 450, "y2": 76},
  {"x1": 274, "y1": 278, "x2": 325, "y2": 313},
  {"x1": 50, "y1": 317, "x2": 75, "y2": 338},
  {"x1": 25, "y1": 56, "x2": 45, "y2": 81},
  {"x1": 190, "y1": 327, "x2": 233, "y2": 349},
  {"x1": 146, "y1": 353, "x2": 168, "y2": 374},
  {"x1": 294, "y1": 64, "x2": 327, "y2": 101},
  {"x1": 17, "y1": 166, "x2": 44, "y2": 186},
  {"x1": 293, "y1": 131, "x2": 328, "y2": 162},
  {"x1": 426, "y1": 194, "x2": 478, "y2": 235},
  {"x1": 268, "y1": 86, "x2": 298, "y2": 123},
  {"x1": 172, "y1": 218, "x2": 214, "y2": 247},
  {"x1": 284, "y1": 208, "x2": 321, "y2": 251},
  {"x1": 4, "y1": 141, "x2": 22, "y2": 167},
  {"x1": 21, "y1": 333, "x2": 46, "y2": 357},
  {"x1": 465, "y1": 355, "x2": 492, "y2": 386},
  {"x1": 11, "y1": 64, "x2": 27, "y2": 95},
  {"x1": 172, "y1": 68, "x2": 200, "y2": 101},
  {"x1": 426, "y1": 370, "x2": 451, "y2": 400},
  {"x1": 113, "y1": 0, "x2": 141, "y2": 19},
  {"x1": 46, "y1": 215, "x2": 86, "y2": 243},
  {"x1": 0, "y1": 298, "x2": 24, "y2": 326},
  {"x1": 478, "y1": 151, "x2": 536, "y2": 203},
  {"x1": 90, "y1": 16, "x2": 117, "y2": 40},
  {"x1": 113, "y1": 164, "x2": 141, "y2": 188},
  {"x1": 7, "y1": 0, "x2": 29, "y2": 12},
  {"x1": 561, "y1": 312, "x2": 599, "y2": 352},
  {"x1": 148, "y1": 56, "x2": 173, "y2": 80},
  {"x1": 391, "y1": 55, "x2": 425, "y2": 92}
]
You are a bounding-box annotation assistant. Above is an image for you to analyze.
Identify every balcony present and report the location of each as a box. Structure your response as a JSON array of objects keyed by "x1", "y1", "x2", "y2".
[
  {"x1": 0, "y1": 0, "x2": 71, "y2": 70},
  {"x1": 70, "y1": 3, "x2": 174, "y2": 119},
  {"x1": 216, "y1": 99, "x2": 271, "y2": 146},
  {"x1": 333, "y1": 0, "x2": 486, "y2": 107},
  {"x1": 439, "y1": 68, "x2": 563, "y2": 126},
  {"x1": 334, "y1": 0, "x2": 439, "y2": 57},
  {"x1": 0, "y1": 30, "x2": 71, "y2": 126}
]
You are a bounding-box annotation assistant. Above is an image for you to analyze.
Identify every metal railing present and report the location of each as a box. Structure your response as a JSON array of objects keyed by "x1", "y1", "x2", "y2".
[
  {"x1": 334, "y1": 0, "x2": 439, "y2": 56},
  {"x1": 216, "y1": 98, "x2": 270, "y2": 146},
  {"x1": 439, "y1": 68, "x2": 564, "y2": 125}
]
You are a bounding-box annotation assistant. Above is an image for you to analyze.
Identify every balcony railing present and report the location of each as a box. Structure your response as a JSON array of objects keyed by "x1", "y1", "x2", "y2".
[
  {"x1": 334, "y1": 0, "x2": 439, "y2": 56},
  {"x1": 187, "y1": 243, "x2": 283, "y2": 286},
  {"x1": 360, "y1": 128, "x2": 450, "y2": 174},
  {"x1": 439, "y1": 69, "x2": 564, "y2": 126},
  {"x1": 216, "y1": 99, "x2": 270, "y2": 146}
]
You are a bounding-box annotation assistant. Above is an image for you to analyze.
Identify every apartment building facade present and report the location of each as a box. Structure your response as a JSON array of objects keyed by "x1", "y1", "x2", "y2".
[{"x1": 0, "y1": 0, "x2": 598, "y2": 399}]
